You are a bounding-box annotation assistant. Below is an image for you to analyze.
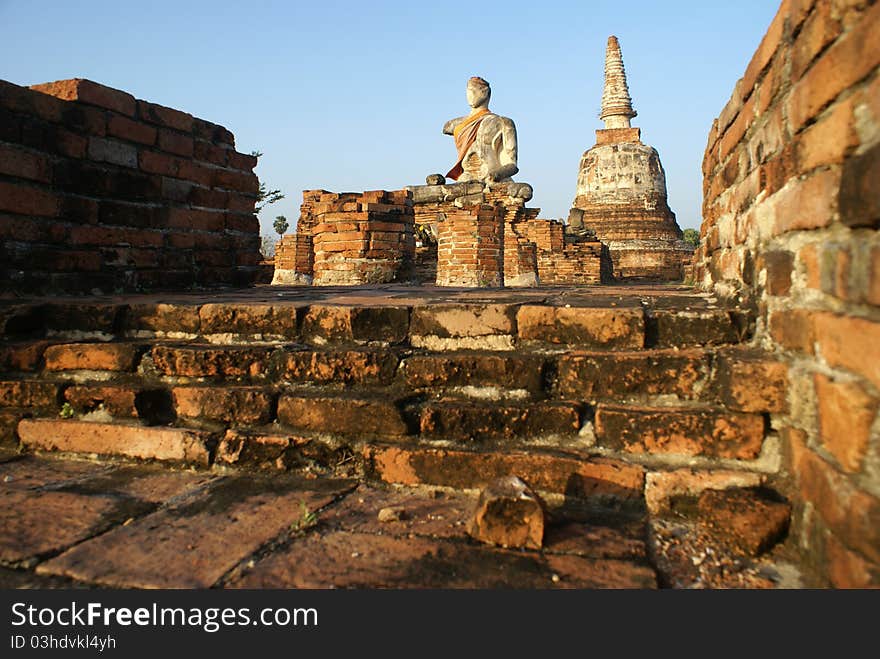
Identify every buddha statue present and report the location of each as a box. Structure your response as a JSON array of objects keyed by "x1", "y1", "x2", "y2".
[{"x1": 442, "y1": 77, "x2": 519, "y2": 184}]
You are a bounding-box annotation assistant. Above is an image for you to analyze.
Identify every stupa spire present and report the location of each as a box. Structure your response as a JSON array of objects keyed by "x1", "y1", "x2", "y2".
[{"x1": 600, "y1": 35, "x2": 637, "y2": 129}]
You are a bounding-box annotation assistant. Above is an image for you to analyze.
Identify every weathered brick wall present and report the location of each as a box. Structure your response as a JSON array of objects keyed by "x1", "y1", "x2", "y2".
[
  {"x1": 436, "y1": 205, "x2": 504, "y2": 287},
  {"x1": 522, "y1": 219, "x2": 610, "y2": 284},
  {"x1": 309, "y1": 190, "x2": 414, "y2": 286},
  {"x1": 272, "y1": 233, "x2": 313, "y2": 285},
  {"x1": 695, "y1": 0, "x2": 880, "y2": 586},
  {"x1": 0, "y1": 78, "x2": 261, "y2": 294}
]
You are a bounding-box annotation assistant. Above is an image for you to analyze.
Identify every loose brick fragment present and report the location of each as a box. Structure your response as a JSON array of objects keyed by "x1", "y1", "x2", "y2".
[{"x1": 468, "y1": 476, "x2": 545, "y2": 550}]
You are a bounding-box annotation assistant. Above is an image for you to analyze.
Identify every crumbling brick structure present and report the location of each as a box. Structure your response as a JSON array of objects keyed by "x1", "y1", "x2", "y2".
[
  {"x1": 694, "y1": 0, "x2": 880, "y2": 586},
  {"x1": 0, "y1": 78, "x2": 262, "y2": 294},
  {"x1": 523, "y1": 220, "x2": 613, "y2": 284},
  {"x1": 279, "y1": 190, "x2": 415, "y2": 286},
  {"x1": 436, "y1": 205, "x2": 504, "y2": 287},
  {"x1": 407, "y1": 180, "x2": 611, "y2": 287}
]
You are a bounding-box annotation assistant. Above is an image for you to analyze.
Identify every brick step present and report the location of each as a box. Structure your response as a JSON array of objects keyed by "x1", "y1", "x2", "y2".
[
  {"x1": 593, "y1": 403, "x2": 768, "y2": 460},
  {"x1": 362, "y1": 444, "x2": 646, "y2": 504},
  {"x1": 9, "y1": 390, "x2": 772, "y2": 465},
  {"x1": 1, "y1": 299, "x2": 748, "y2": 350},
  {"x1": 1, "y1": 339, "x2": 787, "y2": 411}
]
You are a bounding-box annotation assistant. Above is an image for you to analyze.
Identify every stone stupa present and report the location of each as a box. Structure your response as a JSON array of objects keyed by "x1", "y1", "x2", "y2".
[{"x1": 568, "y1": 36, "x2": 692, "y2": 280}]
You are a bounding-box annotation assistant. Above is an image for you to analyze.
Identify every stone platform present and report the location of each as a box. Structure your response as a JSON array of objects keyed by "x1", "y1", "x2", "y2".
[{"x1": 0, "y1": 283, "x2": 802, "y2": 588}]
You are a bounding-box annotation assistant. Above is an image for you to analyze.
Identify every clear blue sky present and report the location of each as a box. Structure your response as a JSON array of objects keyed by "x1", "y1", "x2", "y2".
[{"x1": 1, "y1": 0, "x2": 779, "y2": 235}]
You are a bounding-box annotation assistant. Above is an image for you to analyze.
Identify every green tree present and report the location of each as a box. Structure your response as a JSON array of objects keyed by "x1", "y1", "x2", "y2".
[
  {"x1": 682, "y1": 228, "x2": 700, "y2": 248},
  {"x1": 273, "y1": 215, "x2": 289, "y2": 236},
  {"x1": 251, "y1": 150, "x2": 285, "y2": 214}
]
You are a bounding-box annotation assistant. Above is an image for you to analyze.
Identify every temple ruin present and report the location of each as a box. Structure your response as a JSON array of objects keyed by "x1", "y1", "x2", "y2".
[
  {"x1": 569, "y1": 36, "x2": 694, "y2": 280},
  {"x1": 0, "y1": 0, "x2": 877, "y2": 589}
]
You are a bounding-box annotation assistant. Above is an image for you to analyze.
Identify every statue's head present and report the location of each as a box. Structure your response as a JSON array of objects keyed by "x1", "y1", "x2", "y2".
[{"x1": 466, "y1": 77, "x2": 491, "y2": 109}]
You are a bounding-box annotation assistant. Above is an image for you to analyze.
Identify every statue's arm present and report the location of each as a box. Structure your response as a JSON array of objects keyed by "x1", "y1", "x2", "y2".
[
  {"x1": 490, "y1": 118, "x2": 519, "y2": 181},
  {"x1": 442, "y1": 116, "x2": 465, "y2": 135}
]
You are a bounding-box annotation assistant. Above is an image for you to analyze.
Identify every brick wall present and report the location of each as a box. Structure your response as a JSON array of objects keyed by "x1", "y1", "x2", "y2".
[
  {"x1": 523, "y1": 219, "x2": 611, "y2": 284},
  {"x1": 436, "y1": 205, "x2": 504, "y2": 287},
  {"x1": 308, "y1": 190, "x2": 414, "y2": 285},
  {"x1": 272, "y1": 233, "x2": 313, "y2": 285},
  {"x1": 0, "y1": 78, "x2": 261, "y2": 294},
  {"x1": 695, "y1": 0, "x2": 880, "y2": 586}
]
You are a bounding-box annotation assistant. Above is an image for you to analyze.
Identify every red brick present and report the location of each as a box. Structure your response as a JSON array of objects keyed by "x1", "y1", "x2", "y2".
[
  {"x1": 792, "y1": 0, "x2": 842, "y2": 81},
  {"x1": 517, "y1": 305, "x2": 644, "y2": 349},
  {"x1": 43, "y1": 342, "x2": 139, "y2": 372},
  {"x1": 277, "y1": 395, "x2": 407, "y2": 436},
  {"x1": 107, "y1": 114, "x2": 157, "y2": 145},
  {"x1": 18, "y1": 418, "x2": 211, "y2": 465},
  {"x1": 713, "y1": 349, "x2": 789, "y2": 413},
  {"x1": 365, "y1": 445, "x2": 644, "y2": 499},
  {"x1": 719, "y1": 94, "x2": 757, "y2": 163},
  {"x1": 227, "y1": 150, "x2": 257, "y2": 171},
  {"x1": 122, "y1": 303, "x2": 199, "y2": 334},
  {"x1": 283, "y1": 349, "x2": 398, "y2": 385},
  {"x1": 188, "y1": 186, "x2": 227, "y2": 208},
  {"x1": 302, "y1": 305, "x2": 410, "y2": 345},
  {"x1": 30, "y1": 78, "x2": 136, "y2": 116},
  {"x1": 64, "y1": 385, "x2": 139, "y2": 418},
  {"x1": 227, "y1": 193, "x2": 257, "y2": 213},
  {"x1": 839, "y1": 142, "x2": 880, "y2": 228},
  {"x1": 0, "y1": 380, "x2": 58, "y2": 408},
  {"x1": 151, "y1": 345, "x2": 274, "y2": 377},
  {"x1": 193, "y1": 139, "x2": 228, "y2": 166},
  {"x1": 173, "y1": 386, "x2": 273, "y2": 424},
  {"x1": 772, "y1": 168, "x2": 840, "y2": 235},
  {"x1": 177, "y1": 160, "x2": 214, "y2": 186},
  {"x1": 761, "y1": 249, "x2": 794, "y2": 295},
  {"x1": 697, "y1": 488, "x2": 791, "y2": 556},
  {"x1": 137, "y1": 100, "x2": 193, "y2": 132},
  {"x1": 69, "y1": 224, "x2": 164, "y2": 247},
  {"x1": 814, "y1": 312, "x2": 880, "y2": 389},
  {"x1": 226, "y1": 212, "x2": 259, "y2": 233},
  {"x1": 468, "y1": 476, "x2": 545, "y2": 550},
  {"x1": 0, "y1": 144, "x2": 51, "y2": 182},
  {"x1": 798, "y1": 243, "x2": 822, "y2": 290},
  {"x1": 137, "y1": 149, "x2": 180, "y2": 176},
  {"x1": 790, "y1": 434, "x2": 880, "y2": 563},
  {"x1": 814, "y1": 373, "x2": 878, "y2": 473},
  {"x1": 0, "y1": 341, "x2": 50, "y2": 372},
  {"x1": 192, "y1": 118, "x2": 235, "y2": 146},
  {"x1": 198, "y1": 303, "x2": 299, "y2": 337},
  {"x1": 158, "y1": 129, "x2": 194, "y2": 157},
  {"x1": 419, "y1": 400, "x2": 581, "y2": 440},
  {"x1": 795, "y1": 93, "x2": 859, "y2": 171},
  {"x1": 0, "y1": 215, "x2": 69, "y2": 243},
  {"x1": 644, "y1": 469, "x2": 764, "y2": 515},
  {"x1": 55, "y1": 128, "x2": 88, "y2": 158},
  {"x1": 403, "y1": 353, "x2": 544, "y2": 391},
  {"x1": 166, "y1": 207, "x2": 224, "y2": 232},
  {"x1": 557, "y1": 350, "x2": 709, "y2": 400},
  {"x1": 826, "y1": 533, "x2": 880, "y2": 588},
  {"x1": 595, "y1": 405, "x2": 766, "y2": 459},
  {"x1": 787, "y1": 2, "x2": 880, "y2": 132},
  {"x1": 0, "y1": 181, "x2": 60, "y2": 217}
]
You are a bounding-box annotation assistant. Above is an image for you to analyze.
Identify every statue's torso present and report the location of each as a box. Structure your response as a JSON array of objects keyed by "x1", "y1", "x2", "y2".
[{"x1": 457, "y1": 113, "x2": 516, "y2": 183}]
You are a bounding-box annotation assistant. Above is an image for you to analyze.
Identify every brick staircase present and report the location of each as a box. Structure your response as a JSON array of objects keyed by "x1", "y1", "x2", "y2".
[{"x1": 0, "y1": 285, "x2": 787, "y2": 516}]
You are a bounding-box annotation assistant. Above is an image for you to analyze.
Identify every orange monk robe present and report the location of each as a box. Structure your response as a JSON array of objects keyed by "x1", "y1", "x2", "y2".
[{"x1": 445, "y1": 108, "x2": 490, "y2": 181}]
